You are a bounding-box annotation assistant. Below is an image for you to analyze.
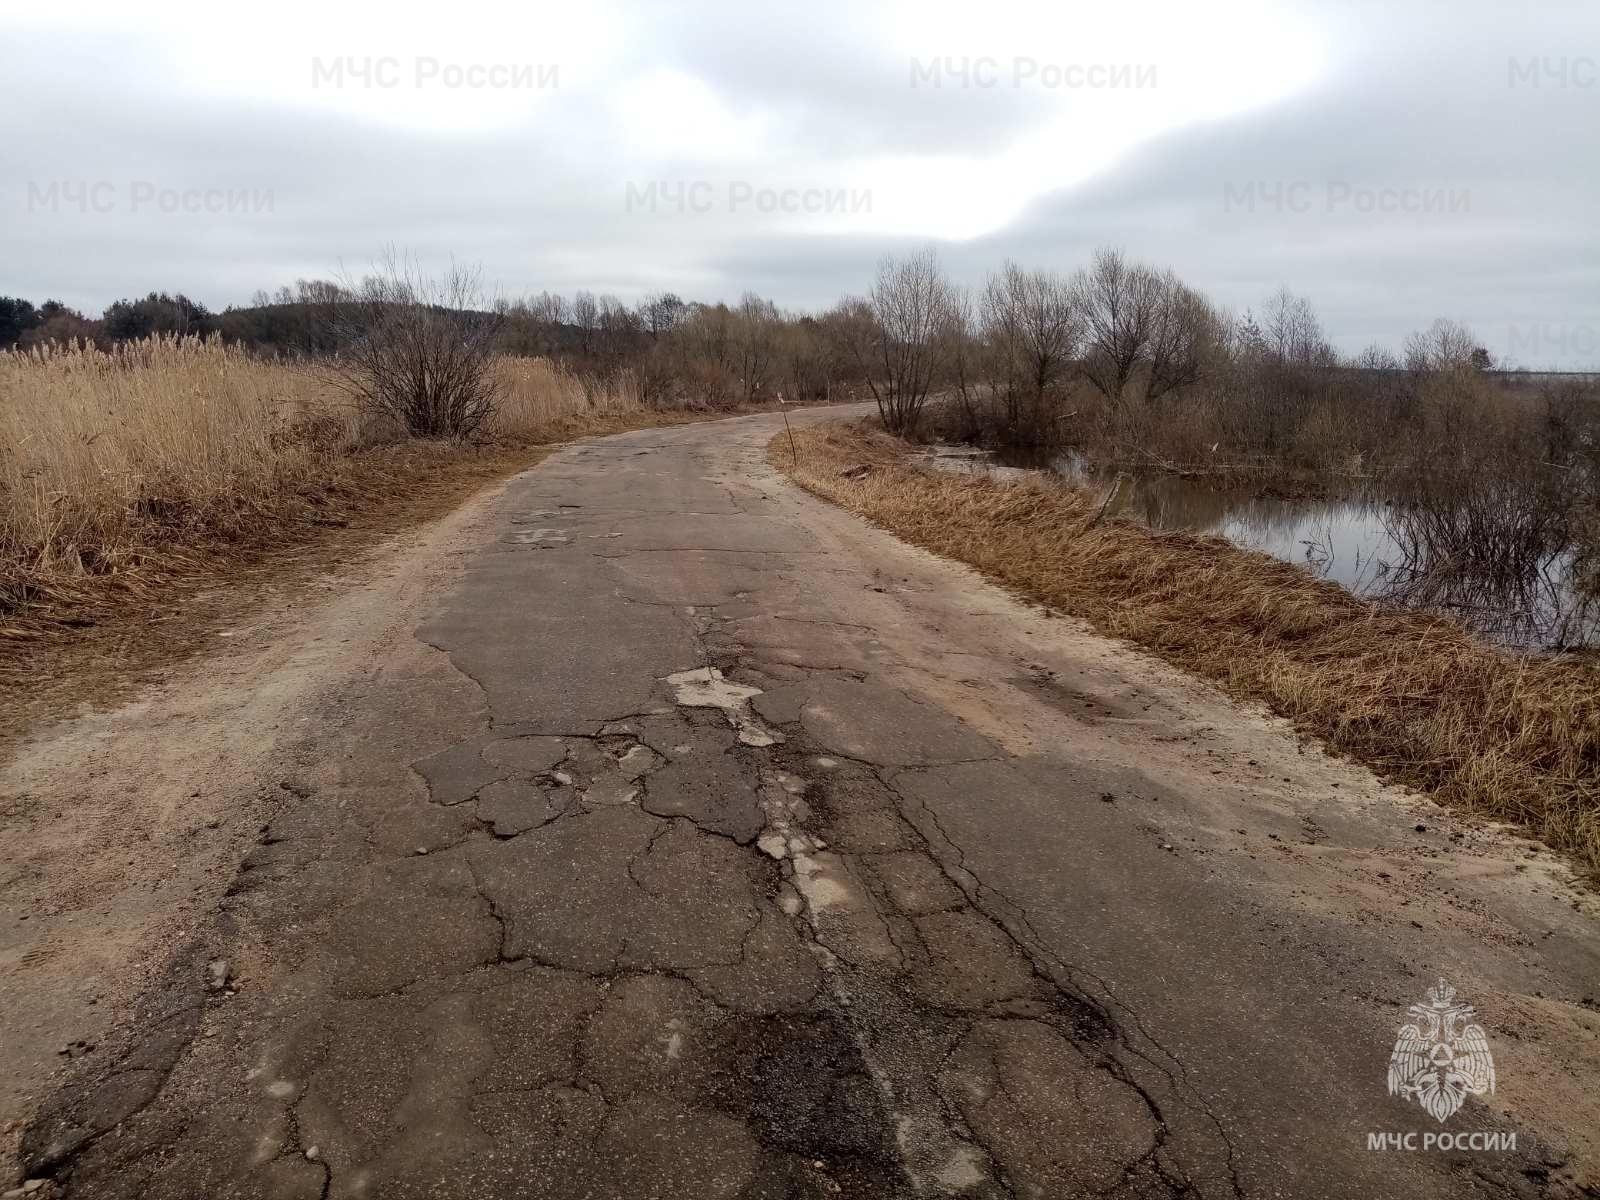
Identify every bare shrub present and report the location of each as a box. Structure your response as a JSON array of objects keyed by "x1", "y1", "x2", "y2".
[{"x1": 319, "y1": 258, "x2": 504, "y2": 441}]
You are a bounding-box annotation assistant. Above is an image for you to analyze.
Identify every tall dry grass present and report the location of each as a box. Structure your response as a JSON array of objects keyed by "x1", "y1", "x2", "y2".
[
  {"x1": 0, "y1": 337, "x2": 649, "y2": 637},
  {"x1": 776, "y1": 420, "x2": 1600, "y2": 878},
  {"x1": 492, "y1": 357, "x2": 644, "y2": 439},
  {"x1": 1, "y1": 337, "x2": 356, "y2": 617}
]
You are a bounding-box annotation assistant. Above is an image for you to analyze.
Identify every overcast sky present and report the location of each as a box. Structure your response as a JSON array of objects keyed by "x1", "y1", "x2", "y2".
[{"x1": 4, "y1": 0, "x2": 1597, "y2": 365}]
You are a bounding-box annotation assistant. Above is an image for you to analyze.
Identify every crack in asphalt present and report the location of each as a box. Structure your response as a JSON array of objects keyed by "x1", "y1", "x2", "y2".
[
  {"x1": 27, "y1": 418, "x2": 1573, "y2": 1200},
  {"x1": 878, "y1": 770, "x2": 1246, "y2": 1199}
]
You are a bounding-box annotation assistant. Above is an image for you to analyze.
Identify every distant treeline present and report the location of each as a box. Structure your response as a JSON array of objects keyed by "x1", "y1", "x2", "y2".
[
  {"x1": 1, "y1": 292, "x2": 227, "y2": 351},
  {"x1": 0, "y1": 289, "x2": 352, "y2": 356},
  {"x1": 5, "y1": 282, "x2": 1592, "y2": 387},
  {"x1": 0, "y1": 281, "x2": 684, "y2": 352},
  {"x1": 0, "y1": 280, "x2": 861, "y2": 408},
  {"x1": 0, "y1": 283, "x2": 697, "y2": 366}
]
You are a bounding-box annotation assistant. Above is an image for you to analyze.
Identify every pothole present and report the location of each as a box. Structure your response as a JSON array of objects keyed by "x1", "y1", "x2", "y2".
[
  {"x1": 666, "y1": 666, "x2": 762, "y2": 710},
  {"x1": 664, "y1": 666, "x2": 785, "y2": 747},
  {"x1": 616, "y1": 744, "x2": 663, "y2": 780}
]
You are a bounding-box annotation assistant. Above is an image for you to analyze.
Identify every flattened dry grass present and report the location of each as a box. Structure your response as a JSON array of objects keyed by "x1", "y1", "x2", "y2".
[{"x1": 774, "y1": 420, "x2": 1600, "y2": 877}]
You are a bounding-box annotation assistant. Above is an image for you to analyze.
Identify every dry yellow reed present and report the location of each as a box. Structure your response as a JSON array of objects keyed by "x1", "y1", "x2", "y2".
[{"x1": 0, "y1": 337, "x2": 646, "y2": 634}]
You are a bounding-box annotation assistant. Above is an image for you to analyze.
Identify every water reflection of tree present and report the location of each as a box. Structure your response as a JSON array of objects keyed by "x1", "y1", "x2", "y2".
[
  {"x1": 1112, "y1": 475, "x2": 1282, "y2": 534},
  {"x1": 1371, "y1": 487, "x2": 1598, "y2": 650},
  {"x1": 1046, "y1": 451, "x2": 1600, "y2": 652}
]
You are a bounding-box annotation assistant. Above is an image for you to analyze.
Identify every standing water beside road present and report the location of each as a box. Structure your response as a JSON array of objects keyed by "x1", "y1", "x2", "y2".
[{"x1": 920, "y1": 446, "x2": 1600, "y2": 652}]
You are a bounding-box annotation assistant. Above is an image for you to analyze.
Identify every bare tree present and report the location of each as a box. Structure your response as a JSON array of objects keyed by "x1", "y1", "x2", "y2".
[
  {"x1": 855, "y1": 249, "x2": 961, "y2": 434},
  {"x1": 980, "y1": 260, "x2": 1080, "y2": 435},
  {"x1": 666, "y1": 302, "x2": 740, "y2": 406},
  {"x1": 734, "y1": 292, "x2": 781, "y2": 400},
  {"x1": 317, "y1": 252, "x2": 503, "y2": 440},
  {"x1": 1146, "y1": 272, "x2": 1219, "y2": 401},
  {"x1": 1356, "y1": 343, "x2": 1402, "y2": 372},
  {"x1": 1405, "y1": 318, "x2": 1480, "y2": 376},
  {"x1": 1260, "y1": 287, "x2": 1334, "y2": 368},
  {"x1": 294, "y1": 278, "x2": 347, "y2": 306},
  {"x1": 774, "y1": 315, "x2": 833, "y2": 403},
  {"x1": 979, "y1": 263, "x2": 1032, "y2": 430},
  {"x1": 817, "y1": 298, "x2": 878, "y2": 399},
  {"x1": 528, "y1": 290, "x2": 567, "y2": 328},
  {"x1": 596, "y1": 293, "x2": 639, "y2": 358},
  {"x1": 1073, "y1": 248, "x2": 1162, "y2": 410},
  {"x1": 569, "y1": 290, "x2": 599, "y2": 355},
  {"x1": 1069, "y1": 249, "x2": 1230, "y2": 416},
  {"x1": 638, "y1": 291, "x2": 686, "y2": 339},
  {"x1": 945, "y1": 286, "x2": 987, "y2": 440}
]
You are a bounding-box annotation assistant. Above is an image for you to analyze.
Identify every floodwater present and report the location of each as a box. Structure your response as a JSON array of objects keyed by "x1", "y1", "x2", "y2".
[{"x1": 921, "y1": 447, "x2": 1600, "y2": 652}]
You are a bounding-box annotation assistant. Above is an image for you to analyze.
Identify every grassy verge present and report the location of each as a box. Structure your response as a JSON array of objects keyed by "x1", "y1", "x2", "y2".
[{"x1": 772, "y1": 419, "x2": 1600, "y2": 878}]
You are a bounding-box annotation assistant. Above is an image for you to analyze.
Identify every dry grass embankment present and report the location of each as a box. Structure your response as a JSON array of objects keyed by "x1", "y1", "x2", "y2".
[
  {"x1": 773, "y1": 420, "x2": 1600, "y2": 877},
  {"x1": 0, "y1": 337, "x2": 703, "y2": 721}
]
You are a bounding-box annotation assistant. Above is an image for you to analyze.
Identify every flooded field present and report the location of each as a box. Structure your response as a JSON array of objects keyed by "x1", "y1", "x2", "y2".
[{"x1": 922, "y1": 447, "x2": 1600, "y2": 652}]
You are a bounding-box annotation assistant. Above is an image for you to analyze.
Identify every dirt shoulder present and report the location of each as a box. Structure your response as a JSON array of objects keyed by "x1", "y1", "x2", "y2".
[{"x1": 0, "y1": 458, "x2": 521, "y2": 1174}]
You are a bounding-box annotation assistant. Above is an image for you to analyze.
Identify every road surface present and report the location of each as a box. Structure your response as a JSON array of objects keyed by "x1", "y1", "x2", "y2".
[{"x1": 10, "y1": 407, "x2": 1600, "y2": 1199}]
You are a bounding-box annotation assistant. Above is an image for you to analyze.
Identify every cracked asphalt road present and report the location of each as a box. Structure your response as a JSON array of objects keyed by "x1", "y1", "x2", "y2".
[{"x1": 17, "y1": 407, "x2": 1600, "y2": 1198}]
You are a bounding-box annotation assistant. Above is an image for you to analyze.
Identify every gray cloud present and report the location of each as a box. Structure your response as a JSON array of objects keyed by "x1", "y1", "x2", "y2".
[{"x1": 3, "y1": 0, "x2": 1596, "y2": 365}]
